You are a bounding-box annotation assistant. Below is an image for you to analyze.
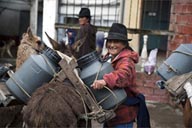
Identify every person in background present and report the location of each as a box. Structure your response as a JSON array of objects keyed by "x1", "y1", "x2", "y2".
[
  {"x1": 91, "y1": 23, "x2": 150, "y2": 128},
  {"x1": 96, "y1": 31, "x2": 105, "y2": 54},
  {"x1": 66, "y1": 28, "x2": 77, "y2": 46},
  {"x1": 71, "y1": 7, "x2": 97, "y2": 59}
]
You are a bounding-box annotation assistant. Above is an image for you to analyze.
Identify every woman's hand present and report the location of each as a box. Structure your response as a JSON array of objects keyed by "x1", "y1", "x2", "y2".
[{"x1": 91, "y1": 79, "x2": 106, "y2": 90}]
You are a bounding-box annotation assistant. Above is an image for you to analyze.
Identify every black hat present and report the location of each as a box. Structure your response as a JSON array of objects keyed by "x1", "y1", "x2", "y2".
[
  {"x1": 105, "y1": 23, "x2": 132, "y2": 41},
  {"x1": 78, "y1": 8, "x2": 91, "y2": 18}
]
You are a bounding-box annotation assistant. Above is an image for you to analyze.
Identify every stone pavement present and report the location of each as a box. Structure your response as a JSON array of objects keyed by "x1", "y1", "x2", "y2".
[
  {"x1": 92, "y1": 102, "x2": 184, "y2": 128},
  {"x1": 147, "y1": 102, "x2": 184, "y2": 128}
]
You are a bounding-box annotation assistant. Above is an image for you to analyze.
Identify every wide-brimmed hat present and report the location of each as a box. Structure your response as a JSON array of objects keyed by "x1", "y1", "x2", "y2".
[
  {"x1": 105, "y1": 23, "x2": 132, "y2": 41},
  {"x1": 78, "y1": 8, "x2": 91, "y2": 18}
]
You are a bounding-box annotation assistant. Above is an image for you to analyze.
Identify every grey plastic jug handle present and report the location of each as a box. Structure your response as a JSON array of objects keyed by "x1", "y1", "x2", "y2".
[
  {"x1": 163, "y1": 61, "x2": 178, "y2": 73},
  {"x1": 7, "y1": 70, "x2": 14, "y2": 78},
  {"x1": 99, "y1": 56, "x2": 112, "y2": 63}
]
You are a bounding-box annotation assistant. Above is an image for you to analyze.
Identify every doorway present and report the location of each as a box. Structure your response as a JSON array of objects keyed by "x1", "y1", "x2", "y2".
[{"x1": 140, "y1": 0, "x2": 171, "y2": 53}]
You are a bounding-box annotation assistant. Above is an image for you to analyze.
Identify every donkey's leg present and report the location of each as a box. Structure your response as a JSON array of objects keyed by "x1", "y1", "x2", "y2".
[{"x1": 183, "y1": 99, "x2": 192, "y2": 127}]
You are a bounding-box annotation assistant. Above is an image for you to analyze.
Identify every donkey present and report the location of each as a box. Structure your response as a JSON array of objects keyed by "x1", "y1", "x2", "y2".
[
  {"x1": 183, "y1": 98, "x2": 192, "y2": 127},
  {"x1": 22, "y1": 81, "x2": 87, "y2": 128},
  {"x1": 0, "y1": 28, "x2": 91, "y2": 127},
  {"x1": 0, "y1": 28, "x2": 57, "y2": 127},
  {"x1": 157, "y1": 72, "x2": 192, "y2": 127},
  {"x1": 45, "y1": 32, "x2": 74, "y2": 57},
  {"x1": 21, "y1": 33, "x2": 92, "y2": 127}
]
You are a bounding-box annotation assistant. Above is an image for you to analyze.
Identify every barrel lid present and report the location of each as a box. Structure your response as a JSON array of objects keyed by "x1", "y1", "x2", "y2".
[
  {"x1": 42, "y1": 47, "x2": 62, "y2": 65},
  {"x1": 77, "y1": 51, "x2": 99, "y2": 68}
]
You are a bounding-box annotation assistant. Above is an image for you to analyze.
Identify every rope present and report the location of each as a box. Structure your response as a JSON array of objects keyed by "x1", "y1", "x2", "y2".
[
  {"x1": 84, "y1": 84, "x2": 98, "y2": 102},
  {"x1": 75, "y1": 89, "x2": 90, "y2": 128},
  {"x1": 47, "y1": 87, "x2": 91, "y2": 128},
  {"x1": 93, "y1": 62, "x2": 119, "y2": 111},
  {"x1": 76, "y1": 61, "x2": 119, "y2": 124},
  {"x1": 7, "y1": 70, "x2": 31, "y2": 98},
  {"x1": 100, "y1": 86, "x2": 119, "y2": 110},
  {"x1": 40, "y1": 54, "x2": 57, "y2": 75}
]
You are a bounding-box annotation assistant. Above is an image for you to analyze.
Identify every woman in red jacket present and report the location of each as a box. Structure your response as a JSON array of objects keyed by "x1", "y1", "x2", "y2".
[{"x1": 91, "y1": 23, "x2": 150, "y2": 128}]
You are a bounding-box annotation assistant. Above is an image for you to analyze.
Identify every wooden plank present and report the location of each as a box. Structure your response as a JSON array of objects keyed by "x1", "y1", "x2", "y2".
[
  {"x1": 58, "y1": 58, "x2": 116, "y2": 123},
  {"x1": 50, "y1": 70, "x2": 66, "y2": 83},
  {"x1": 59, "y1": 58, "x2": 100, "y2": 111},
  {"x1": 55, "y1": 23, "x2": 175, "y2": 36}
]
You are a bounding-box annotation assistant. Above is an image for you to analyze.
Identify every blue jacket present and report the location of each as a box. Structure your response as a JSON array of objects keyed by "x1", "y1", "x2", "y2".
[{"x1": 123, "y1": 93, "x2": 151, "y2": 128}]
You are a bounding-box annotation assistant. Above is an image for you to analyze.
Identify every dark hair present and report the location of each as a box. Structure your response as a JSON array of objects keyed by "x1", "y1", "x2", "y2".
[{"x1": 86, "y1": 17, "x2": 91, "y2": 23}]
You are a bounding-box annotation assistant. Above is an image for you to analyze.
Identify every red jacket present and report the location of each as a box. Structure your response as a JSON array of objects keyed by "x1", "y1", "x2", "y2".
[{"x1": 103, "y1": 49, "x2": 139, "y2": 126}]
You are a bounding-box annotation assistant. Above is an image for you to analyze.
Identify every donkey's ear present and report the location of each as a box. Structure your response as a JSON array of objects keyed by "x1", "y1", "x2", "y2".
[
  {"x1": 45, "y1": 32, "x2": 59, "y2": 50},
  {"x1": 27, "y1": 27, "x2": 34, "y2": 39}
]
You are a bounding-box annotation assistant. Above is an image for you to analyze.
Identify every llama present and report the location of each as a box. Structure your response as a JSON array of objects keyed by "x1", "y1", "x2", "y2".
[
  {"x1": 0, "y1": 27, "x2": 48, "y2": 127},
  {"x1": 16, "y1": 27, "x2": 47, "y2": 70}
]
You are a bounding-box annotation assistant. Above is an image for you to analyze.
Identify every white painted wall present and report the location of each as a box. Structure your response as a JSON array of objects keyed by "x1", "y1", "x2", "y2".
[
  {"x1": 42, "y1": 0, "x2": 58, "y2": 48},
  {"x1": 30, "y1": 0, "x2": 38, "y2": 35}
]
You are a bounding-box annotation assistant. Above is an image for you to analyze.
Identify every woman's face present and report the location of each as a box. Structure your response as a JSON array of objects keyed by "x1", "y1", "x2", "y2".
[
  {"x1": 106, "y1": 40, "x2": 126, "y2": 57},
  {"x1": 79, "y1": 17, "x2": 89, "y2": 25}
]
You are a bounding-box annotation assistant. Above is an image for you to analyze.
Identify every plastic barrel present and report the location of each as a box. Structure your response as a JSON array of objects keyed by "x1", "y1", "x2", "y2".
[
  {"x1": 6, "y1": 48, "x2": 61, "y2": 103},
  {"x1": 157, "y1": 44, "x2": 192, "y2": 81},
  {"x1": 77, "y1": 51, "x2": 127, "y2": 110}
]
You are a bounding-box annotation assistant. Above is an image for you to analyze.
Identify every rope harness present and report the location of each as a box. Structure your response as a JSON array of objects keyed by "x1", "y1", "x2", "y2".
[
  {"x1": 8, "y1": 51, "x2": 117, "y2": 128},
  {"x1": 7, "y1": 54, "x2": 57, "y2": 99}
]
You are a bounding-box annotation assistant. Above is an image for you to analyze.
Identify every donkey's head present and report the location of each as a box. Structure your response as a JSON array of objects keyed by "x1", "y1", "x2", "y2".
[{"x1": 45, "y1": 32, "x2": 74, "y2": 57}]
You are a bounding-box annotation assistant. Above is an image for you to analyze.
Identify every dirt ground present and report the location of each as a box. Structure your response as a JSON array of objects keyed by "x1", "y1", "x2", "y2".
[
  {"x1": 92, "y1": 102, "x2": 184, "y2": 128},
  {"x1": 0, "y1": 82, "x2": 186, "y2": 128},
  {"x1": 147, "y1": 102, "x2": 184, "y2": 128},
  {"x1": 0, "y1": 54, "x2": 184, "y2": 128}
]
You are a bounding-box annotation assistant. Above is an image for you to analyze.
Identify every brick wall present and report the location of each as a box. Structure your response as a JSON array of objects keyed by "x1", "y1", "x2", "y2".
[
  {"x1": 168, "y1": 0, "x2": 192, "y2": 55},
  {"x1": 135, "y1": 72, "x2": 170, "y2": 103},
  {"x1": 137, "y1": 0, "x2": 192, "y2": 104}
]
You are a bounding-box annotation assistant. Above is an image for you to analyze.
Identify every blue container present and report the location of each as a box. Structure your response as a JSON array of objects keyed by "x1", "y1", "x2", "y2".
[
  {"x1": 6, "y1": 48, "x2": 61, "y2": 103},
  {"x1": 157, "y1": 44, "x2": 192, "y2": 81},
  {"x1": 77, "y1": 51, "x2": 127, "y2": 110}
]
